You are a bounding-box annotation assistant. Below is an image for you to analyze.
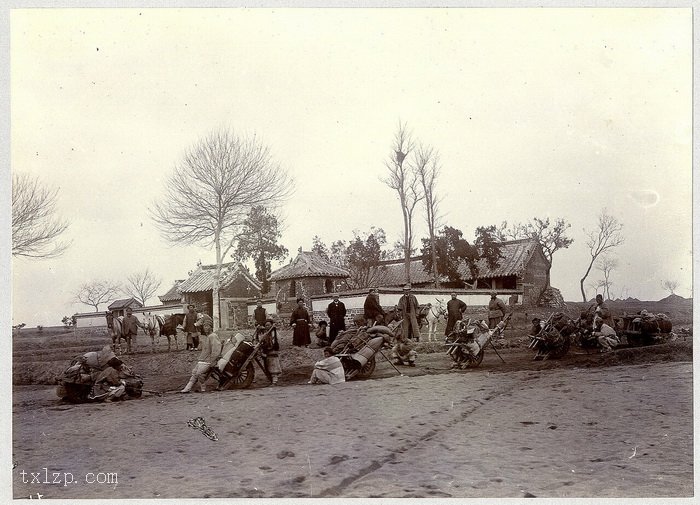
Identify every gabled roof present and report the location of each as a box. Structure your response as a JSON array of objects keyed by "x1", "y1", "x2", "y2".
[
  {"x1": 269, "y1": 251, "x2": 350, "y2": 281},
  {"x1": 459, "y1": 238, "x2": 547, "y2": 280},
  {"x1": 108, "y1": 297, "x2": 143, "y2": 310},
  {"x1": 178, "y1": 262, "x2": 262, "y2": 294},
  {"x1": 371, "y1": 256, "x2": 437, "y2": 286},
  {"x1": 158, "y1": 280, "x2": 184, "y2": 303}
]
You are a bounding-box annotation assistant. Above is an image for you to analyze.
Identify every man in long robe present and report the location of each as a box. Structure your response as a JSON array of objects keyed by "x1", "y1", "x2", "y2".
[
  {"x1": 363, "y1": 289, "x2": 385, "y2": 326},
  {"x1": 397, "y1": 285, "x2": 420, "y2": 340},
  {"x1": 290, "y1": 298, "x2": 312, "y2": 347},
  {"x1": 445, "y1": 293, "x2": 467, "y2": 336},
  {"x1": 326, "y1": 295, "x2": 347, "y2": 344}
]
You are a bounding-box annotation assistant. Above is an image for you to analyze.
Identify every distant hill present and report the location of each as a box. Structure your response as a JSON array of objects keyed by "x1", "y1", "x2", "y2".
[{"x1": 658, "y1": 294, "x2": 692, "y2": 305}]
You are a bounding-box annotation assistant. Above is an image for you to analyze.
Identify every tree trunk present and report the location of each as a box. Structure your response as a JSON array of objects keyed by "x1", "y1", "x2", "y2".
[
  {"x1": 430, "y1": 233, "x2": 439, "y2": 288},
  {"x1": 213, "y1": 241, "x2": 222, "y2": 329}
]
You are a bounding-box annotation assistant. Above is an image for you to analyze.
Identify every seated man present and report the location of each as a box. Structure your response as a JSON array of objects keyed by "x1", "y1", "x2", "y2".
[
  {"x1": 315, "y1": 320, "x2": 329, "y2": 347},
  {"x1": 392, "y1": 335, "x2": 417, "y2": 366},
  {"x1": 308, "y1": 347, "x2": 345, "y2": 385},
  {"x1": 591, "y1": 316, "x2": 619, "y2": 352}
]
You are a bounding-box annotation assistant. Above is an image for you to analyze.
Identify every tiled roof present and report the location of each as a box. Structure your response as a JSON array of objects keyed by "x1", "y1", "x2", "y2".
[
  {"x1": 107, "y1": 297, "x2": 143, "y2": 310},
  {"x1": 368, "y1": 239, "x2": 546, "y2": 286},
  {"x1": 459, "y1": 238, "x2": 545, "y2": 280},
  {"x1": 371, "y1": 257, "x2": 436, "y2": 287},
  {"x1": 178, "y1": 263, "x2": 262, "y2": 293},
  {"x1": 269, "y1": 251, "x2": 350, "y2": 281},
  {"x1": 158, "y1": 280, "x2": 184, "y2": 303}
]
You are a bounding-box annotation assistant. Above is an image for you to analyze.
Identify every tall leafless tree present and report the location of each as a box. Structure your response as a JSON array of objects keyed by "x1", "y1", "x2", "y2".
[
  {"x1": 12, "y1": 172, "x2": 71, "y2": 258},
  {"x1": 579, "y1": 209, "x2": 624, "y2": 301},
  {"x1": 595, "y1": 255, "x2": 618, "y2": 300},
  {"x1": 123, "y1": 268, "x2": 162, "y2": 306},
  {"x1": 150, "y1": 128, "x2": 293, "y2": 328},
  {"x1": 382, "y1": 122, "x2": 424, "y2": 284},
  {"x1": 415, "y1": 144, "x2": 442, "y2": 288},
  {"x1": 75, "y1": 280, "x2": 122, "y2": 312}
]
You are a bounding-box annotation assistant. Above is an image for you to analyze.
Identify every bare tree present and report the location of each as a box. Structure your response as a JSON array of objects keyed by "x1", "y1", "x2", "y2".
[
  {"x1": 123, "y1": 268, "x2": 162, "y2": 306},
  {"x1": 498, "y1": 217, "x2": 573, "y2": 303},
  {"x1": 12, "y1": 172, "x2": 71, "y2": 258},
  {"x1": 150, "y1": 128, "x2": 293, "y2": 328},
  {"x1": 75, "y1": 280, "x2": 122, "y2": 312},
  {"x1": 415, "y1": 144, "x2": 442, "y2": 288},
  {"x1": 382, "y1": 122, "x2": 424, "y2": 284},
  {"x1": 579, "y1": 209, "x2": 624, "y2": 301},
  {"x1": 661, "y1": 280, "x2": 679, "y2": 295},
  {"x1": 595, "y1": 255, "x2": 618, "y2": 300}
]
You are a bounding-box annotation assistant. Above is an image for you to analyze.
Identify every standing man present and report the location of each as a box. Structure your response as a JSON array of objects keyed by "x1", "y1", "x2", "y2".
[
  {"x1": 326, "y1": 295, "x2": 347, "y2": 344},
  {"x1": 487, "y1": 291, "x2": 508, "y2": 329},
  {"x1": 363, "y1": 288, "x2": 385, "y2": 327},
  {"x1": 290, "y1": 298, "x2": 312, "y2": 347},
  {"x1": 254, "y1": 300, "x2": 267, "y2": 327},
  {"x1": 398, "y1": 284, "x2": 420, "y2": 341},
  {"x1": 445, "y1": 292, "x2": 467, "y2": 336},
  {"x1": 593, "y1": 294, "x2": 614, "y2": 328},
  {"x1": 182, "y1": 304, "x2": 200, "y2": 351},
  {"x1": 121, "y1": 307, "x2": 146, "y2": 354},
  {"x1": 253, "y1": 300, "x2": 267, "y2": 343}
]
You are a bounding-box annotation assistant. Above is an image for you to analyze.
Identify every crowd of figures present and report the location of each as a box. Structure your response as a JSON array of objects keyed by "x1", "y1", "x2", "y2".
[{"x1": 60, "y1": 289, "x2": 673, "y2": 404}]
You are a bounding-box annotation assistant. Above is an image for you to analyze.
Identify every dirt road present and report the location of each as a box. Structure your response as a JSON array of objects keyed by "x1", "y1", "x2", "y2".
[{"x1": 12, "y1": 351, "x2": 693, "y2": 499}]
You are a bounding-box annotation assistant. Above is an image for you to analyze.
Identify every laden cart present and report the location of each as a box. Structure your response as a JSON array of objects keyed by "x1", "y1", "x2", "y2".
[
  {"x1": 615, "y1": 312, "x2": 673, "y2": 347},
  {"x1": 209, "y1": 338, "x2": 271, "y2": 390}
]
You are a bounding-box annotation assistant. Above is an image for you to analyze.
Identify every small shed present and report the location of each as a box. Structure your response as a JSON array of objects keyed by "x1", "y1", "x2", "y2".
[
  {"x1": 269, "y1": 250, "x2": 350, "y2": 313},
  {"x1": 177, "y1": 262, "x2": 262, "y2": 329},
  {"x1": 107, "y1": 297, "x2": 143, "y2": 317},
  {"x1": 158, "y1": 280, "x2": 184, "y2": 305}
]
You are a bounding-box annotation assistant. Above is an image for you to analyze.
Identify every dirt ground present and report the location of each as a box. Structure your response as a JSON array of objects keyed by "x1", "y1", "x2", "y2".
[{"x1": 11, "y1": 323, "x2": 694, "y2": 500}]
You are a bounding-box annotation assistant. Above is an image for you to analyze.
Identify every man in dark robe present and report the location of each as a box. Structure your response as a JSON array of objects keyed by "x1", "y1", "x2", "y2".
[
  {"x1": 363, "y1": 289, "x2": 385, "y2": 327},
  {"x1": 445, "y1": 292, "x2": 467, "y2": 336},
  {"x1": 326, "y1": 295, "x2": 347, "y2": 344},
  {"x1": 183, "y1": 304, "x2": 200, "y2": 351},
  {"x1": 290, "y1": 298, "x2": 312, "y2": 347},
  {"x1": 397, "y1": 285, "x2": 420, "y2": 340}
]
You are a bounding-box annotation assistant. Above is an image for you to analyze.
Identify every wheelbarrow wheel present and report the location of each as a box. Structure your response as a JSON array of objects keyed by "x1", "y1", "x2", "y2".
[
  {"x1": 355, "y1": 357, "x2": 376, "y2": 379},
  {"x1": 226, "y1": 362, "x2": 255, "y2": 389},
  {"x1": 463, "y1": 349, "x2": 484, "y2": 368}
]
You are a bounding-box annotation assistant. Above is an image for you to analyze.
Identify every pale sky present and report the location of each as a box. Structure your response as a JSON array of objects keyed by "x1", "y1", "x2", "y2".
[{"x1": 8, "y1": 7, "x2": 693, "y2": 326}]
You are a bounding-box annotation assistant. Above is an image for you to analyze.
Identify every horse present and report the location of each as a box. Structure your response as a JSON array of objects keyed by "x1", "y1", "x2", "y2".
[
  {"x1": 105, "y1": 312, "x2": 124, "y2": 354},
  {"x1": 423, "y1": 298, "x2": 447, "y2": 341},
  {"x1": 141, "y1": 312, "x2": 164, "y2": 353},
  {"x1": 159, "y1": 313, "x2": 185, "y2": 351}
]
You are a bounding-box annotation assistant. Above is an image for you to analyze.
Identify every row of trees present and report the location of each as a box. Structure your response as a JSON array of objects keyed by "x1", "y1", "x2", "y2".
[{"x1": 74, "y1": 268, "x2": 162, "y2": 312}]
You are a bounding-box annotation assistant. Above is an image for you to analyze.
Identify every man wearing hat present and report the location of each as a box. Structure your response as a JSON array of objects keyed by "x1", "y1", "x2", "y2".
[
  {"x1": 326, "y1": 294, "x2": 347, "y2": 344},
  {"x1": 591, "y1": 315, "x2": 619, "y2": 352},
  {"x1": 397, "y1": 284, "x2": 420, "y2": 340},
  {"x1": 290, "y1": 297, "x2": 312, "y2": 347},
  {"x1": 487, "y1": 291, "x2": 508, "y2": 329},
  {"x1": 445, "y1": 292, "x2": 468, "y2": 336},
  {"x1": 363, "y1": 288, "x2": 385, "y2": 327},
  {"x1": 182, "y1": 303, "x2": 200, "y2": 351}
]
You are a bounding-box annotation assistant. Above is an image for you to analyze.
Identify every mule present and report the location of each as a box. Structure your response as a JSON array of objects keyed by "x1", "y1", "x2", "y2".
[
  {"x1": 423, "y1": 298, "x2": 447, "y2": 341},
  {"x1": 159, "y1": 313, "x2": 185, "y2": 351},
  {"x1": 141, "y1": 312, "x2": 163, "y2": 353},
  {"x1": 105, "y1": 312, "x2": 125, "y2": 355}
]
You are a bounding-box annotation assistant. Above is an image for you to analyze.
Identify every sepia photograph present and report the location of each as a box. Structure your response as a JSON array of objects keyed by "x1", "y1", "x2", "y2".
[{"x1": 6, "y1": 4, "x2": 694, "y2": 501}]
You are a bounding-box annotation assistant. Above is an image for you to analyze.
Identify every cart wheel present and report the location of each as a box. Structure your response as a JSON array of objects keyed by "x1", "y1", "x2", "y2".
[
  {"x1": 226, "y1": 363, "x2": 255, "y2": 389},
  {"x1": 464, "y1": 349, "x2": 484, "y2": 368},
  {"x1": 356, "y1": 357, "x2": 376, "y2": 379},
  {"x1": 340, "y1": 356, "x2": 359, "y2": 381}
]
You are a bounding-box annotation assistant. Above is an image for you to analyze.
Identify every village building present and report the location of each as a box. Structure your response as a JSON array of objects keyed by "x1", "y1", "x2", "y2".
[
  {"x1": 107, "y1": 297, "x2": 143, "y2": 317},
  {"x1": 268, "y1": 250, "x2": 350, "y2": 314},
  {"x1": 158, "y1": 280, "x2": 184, "y2": 305},
  {"x1": 177, "y1": 262, "x2": 262, "y2": 329}
]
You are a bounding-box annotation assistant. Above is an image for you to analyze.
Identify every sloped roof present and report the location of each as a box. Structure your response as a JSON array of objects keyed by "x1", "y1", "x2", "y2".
[
  {"x1": 108, "y1": 297, "x2": 143, "y2": 310},
  {"x1": 178, "y1": 262, "x2": 262, "y2": 294},
  {"x1": 158, "y1": 280, "x2": 184, "y2": 303},
  {"x1": 269, "y1": 251, "x2": 350, "y2": 281},
  {"x1": 371, "y1": 256, "x2": 437, "y2": 286},
  {"x1": 459, "y1": 238, "x2": 546, "y2": 280}
]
